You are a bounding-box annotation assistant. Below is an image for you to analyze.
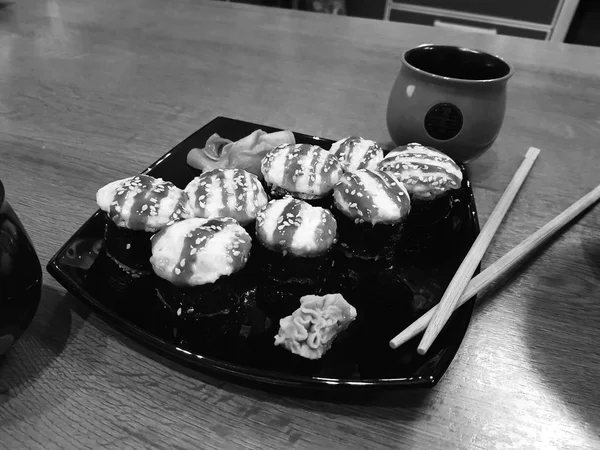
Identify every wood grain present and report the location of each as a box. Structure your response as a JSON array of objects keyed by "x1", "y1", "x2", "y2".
[{"x1": 0, "y1": 0, "x2": 599, "y2": 449}]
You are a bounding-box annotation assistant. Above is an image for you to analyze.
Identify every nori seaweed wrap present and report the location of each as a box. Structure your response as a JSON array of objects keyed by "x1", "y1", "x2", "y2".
[
  {"x1": 377, "y1": 143, "x2": 463, "y2": 259},
  {"x1": 150, "y1": 217, "x2": 252, "y2": 345},
  {"x1": 254, "y1": 196, "x2": 338, "y2": 320},
  {"x1": 95, "y1": 174, "x2": 191, "y2": 284}
]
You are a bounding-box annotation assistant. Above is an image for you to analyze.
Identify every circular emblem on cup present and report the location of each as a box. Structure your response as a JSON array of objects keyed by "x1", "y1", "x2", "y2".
[{"x1": 424, "y1": 103, "x2": 463, "y2": 141}]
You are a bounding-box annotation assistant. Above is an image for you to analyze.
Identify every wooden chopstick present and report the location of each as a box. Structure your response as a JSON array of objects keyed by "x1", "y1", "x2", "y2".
[
  {"x1": 390, "y1": 182, "x2": 600, "y2": 350},
  {"x1": 416, "y1": 147, "x2": 541, "y2": 355}
]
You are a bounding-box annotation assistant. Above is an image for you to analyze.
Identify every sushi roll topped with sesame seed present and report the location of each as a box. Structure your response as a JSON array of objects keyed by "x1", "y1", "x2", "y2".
[
  {"x1": 254, "y1": 197, "x2": 338, "y2": 319},
  {"x1": 329, "y1": 136, "x2": 384, "y2": 173},
  {"x1": 377, "y1": 143, "x2": 463, "y2": 201},
  {"x1": 256, "y1": 197, "x2": 337, "y2": 258},
  {"x1": 150, "y1": 217, "x2": 252, "y2": 287},
  {"x1": 185, "y1": 168, "x2": 268, "y2": 227},
  {"x1": 95, "y1": 174, "x2": 192, "y2": 278},
  {"x1": 96, "y1": 174, "x2": 191, "y2": 233},
  {"x1": 150, "y1": 217, "x2": 252, "y2": 344},
  {"x1": 331, "y1": 170, "x2": 411, "y2": 261},
  {"x1": 333, "y1": 170, "x2": 411, "y2": 225},
  {"x1": 261, "y1": 143, "x2": 343, "y2": 201}
]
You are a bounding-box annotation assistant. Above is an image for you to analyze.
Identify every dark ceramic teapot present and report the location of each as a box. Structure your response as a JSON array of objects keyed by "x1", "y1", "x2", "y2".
[{"x1": 0, "y1": 178, "x2": 42, "y2": 359}]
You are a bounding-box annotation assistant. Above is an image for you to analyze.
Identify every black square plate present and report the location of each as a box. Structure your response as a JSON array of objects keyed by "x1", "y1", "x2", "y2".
[{"x1": 47, "y1": 117, "x2": 480, "y2": 393}]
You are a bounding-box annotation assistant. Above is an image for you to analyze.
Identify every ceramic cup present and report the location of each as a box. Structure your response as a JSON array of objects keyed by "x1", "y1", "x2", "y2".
[
  {"x1": 386, "y1": 44, "x2": 513, "y2": 163},
  {"x1": 0, "y1": 178, "x2": 42, "y2": 360}
]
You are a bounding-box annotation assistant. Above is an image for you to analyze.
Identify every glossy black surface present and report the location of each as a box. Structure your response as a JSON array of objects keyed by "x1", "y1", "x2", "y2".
[
  {"x1": 0, "y1": 179, "x2": 43, "y2": 358},
  {"x1": 47, "y1": 117, "x2": 480, "y2": 392},
  {"x1": 405, "y1": 45, "x2": 512, "y2": 81}
]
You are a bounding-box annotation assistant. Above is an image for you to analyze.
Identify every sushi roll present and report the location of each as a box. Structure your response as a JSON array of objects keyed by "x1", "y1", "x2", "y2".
[
  {"x1": 261, "y1": 143, "x2": 343, "y2": 209},
  {"x1": 332, "y1": 169, "x2": 411, "y2": 261},
  {"x1": 377, "y1": 143, "x2": 464, "y2": 259},
  {"x1": 96, "y1": 174, "x2": 191, "y2": 278},
  {"x1": 254, "y1": 196, "x2": 338, "y2": 320},
  {"x1": 150, "y1": 217, "x2": 252, "y2": 344},
  {"x1": 329, "y1": 136, "x2": 384, "y2": 173},
  {"x1": 377, "y1": 143, "x2": 463, "y2": 224},
  {"x1": 184, "y1": 168, "x2": 268, "y2": 236}
]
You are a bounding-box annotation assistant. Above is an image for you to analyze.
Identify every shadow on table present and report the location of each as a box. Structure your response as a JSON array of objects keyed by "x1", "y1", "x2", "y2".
[
  {"x1": 584, "y1": 234, "x2": 600, "y2": 282},
  {"x1": 0, "y1": 284, "x2": 75, "y2": 397},
  {"x1": 523, "y1": 230, "x2": 600, "y2": 431},
  {"x1": 0, "y1": 1, "x2": 12, "y2": 18},
  {"x1": 128, "y1": 339, "x2": 435, "y2": 418}
]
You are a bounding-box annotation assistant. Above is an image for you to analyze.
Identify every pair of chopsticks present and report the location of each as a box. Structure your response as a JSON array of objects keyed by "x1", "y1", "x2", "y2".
[{"x1": 390, "y1": 147, "x2": 600, "y2": 353}]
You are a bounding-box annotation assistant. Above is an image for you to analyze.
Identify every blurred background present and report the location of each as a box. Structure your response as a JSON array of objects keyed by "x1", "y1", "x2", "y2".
[{"x1": 222, "y1": 0, "x2": 600, "y2": 47}]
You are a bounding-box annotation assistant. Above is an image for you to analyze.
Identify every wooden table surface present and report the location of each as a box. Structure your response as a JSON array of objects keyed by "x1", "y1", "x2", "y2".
[{"x1": 1, "y1": 0, "x2": 599, "y2": 448}]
